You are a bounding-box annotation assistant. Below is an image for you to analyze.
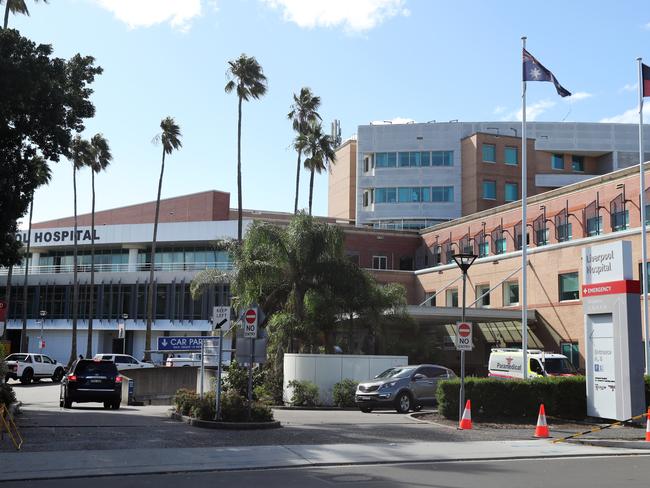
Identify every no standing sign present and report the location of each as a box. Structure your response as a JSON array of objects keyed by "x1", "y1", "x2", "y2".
[{"x1": 455, "y1": 322, "x2": 473, "y2": 351}]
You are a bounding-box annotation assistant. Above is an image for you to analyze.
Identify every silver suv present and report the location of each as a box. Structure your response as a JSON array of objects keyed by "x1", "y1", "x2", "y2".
[{"x1": 355, "y1": 364, "x2": 456, "y2": 413}]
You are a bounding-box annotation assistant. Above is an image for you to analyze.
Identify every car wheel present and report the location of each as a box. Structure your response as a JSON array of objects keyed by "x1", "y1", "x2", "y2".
[
  {"x1": 360, "y1": 407, "x2": 373, "y2": 413},
  {"x1": 103, "y1": 401, "x2": 111, "y2": 409},
  {"x1": 63, "y1": 397, "x2": 72, "y2": 409},
  {"x1": 52, "y1": 368, "x2": 64, "y2": 383},
  {"x1": 112, "y1": 401, "x2": 121, "y2": 410},
  {"x1": 33, "y1": 377, "x2": 41, "y2": 383},
  {"x1": 395, "y1": 392, "x2": 412, "y2": 414},
  {"x1": 413, "y1": 404, "x2": 423, "y2": 412},
  {"x1": 20, "y1": 368, "x2": 33, "y2": 385}
]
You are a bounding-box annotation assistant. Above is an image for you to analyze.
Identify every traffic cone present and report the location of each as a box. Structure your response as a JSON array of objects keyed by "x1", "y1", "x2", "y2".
[
  {"x1": 645, "y1": 408, "x2": 650, "y2": 442},
  {"x1": 534, "y1": 404, "x2": 550, "y2": 438},
  {"x1": 459, "y1": 400, "x2": 472, "y2": 430}
]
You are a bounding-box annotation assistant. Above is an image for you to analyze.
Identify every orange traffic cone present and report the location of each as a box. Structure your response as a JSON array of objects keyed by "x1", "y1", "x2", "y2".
[
  {"x1": 459, "y1": 400, "x2": 472, "y2": 430},
  {"x1": 534, "y1": 404, "x2": 550, "y2": 438},
  {"x1": 645, "y1": 408, "x2": 650, "y2": 442}
]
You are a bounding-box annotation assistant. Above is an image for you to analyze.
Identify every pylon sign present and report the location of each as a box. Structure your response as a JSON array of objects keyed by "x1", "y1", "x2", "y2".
[
  {"x1": 455, "y1": 322, "x2": 472, "y2": 351},
  {"x1": 243, "y1": 307, "x2": 258, "y2": 338}
]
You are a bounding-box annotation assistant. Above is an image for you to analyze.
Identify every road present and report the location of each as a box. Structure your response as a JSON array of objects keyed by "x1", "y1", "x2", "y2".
[{"x1": 2, "y1": 455, "x2": 650, "y2": 487}]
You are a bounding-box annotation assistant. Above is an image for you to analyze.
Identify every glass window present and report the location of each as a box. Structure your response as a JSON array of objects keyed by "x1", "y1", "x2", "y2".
[
  {"x1": 557, "y1": 222, "x2": 572, "y2": 242},
  {"x1": 612, "y1": 210, "x2": 629, "y2": 232},
  {"x1": 372, "y1": 256, "x2": 387, "y2": 270},
  {"x1": 431, "y1": 151, "x2": 453, "y2": 166},
  {"x1": 420, "y1": 151, "x2": 430, "y2": 166},
  {"x1": 421, "y1": 187, "x2": 431, "y2": 202},
  {"x1": 536, "y1": 228, "x2": 549, "y2": 246},
  {"x1": 496, "y1": 238, "x2": 507, "y2": 254},
  {"x1": 398, "y1": 152, "x2": 410, "y2": 167},
  {"x1": 571, "y1": 155, "x2": 584, "y2": 172},
  {"x1": 410, "y1": 152, "x2": 421, "y2": 166},
  {"x1": 587, "y1": 215, "x2": 602, "y2": 236},
  {"x1": 476, "y1": 285, "x2": 490, "y2": 307},
  {"x1": 446, "y1": 289, "x2": 458, "y2": 307},
  {"x1": 505, "y1": 183, "x2": 518, "y2": 202},
  {"x1": 398, "y1": 187, "x2": 411, "y2": 202},
  {"x1": 375, "y1": 152, "x2": 396, "y2": 168},
  {"x1": 504, "y1": 146, "x2": 518, "y2": 165},
  {"x1": 482, "y1": 144, "x2": 496, "y2": 163},
  {"x1": 561, "y1": 342, "x2": 580, "y2": 369},
  {"x1": 375, "y1": 188, "x2": 397, "y2": 203},
  {"x1": 504, "y1": 282, "x2": 519, "y2": 306},
  {"x1": 431, "y1": 186, "x2": 453, "y2": 202},
  {"x1": 552, "y1": 153, "x2": 564, "y2": 170},
  {"x1": 425, "y1": 292, "x2": 436, "y2": 307},
  {"x1": 559, "y1": 272, "x2": 579, "y2": 301},
  {"x1": 478, "y1": 241, "x2": 489, "y2": 258},
  {"x1": 483, "y1": 180, "x2": 496, "y2": 200}
]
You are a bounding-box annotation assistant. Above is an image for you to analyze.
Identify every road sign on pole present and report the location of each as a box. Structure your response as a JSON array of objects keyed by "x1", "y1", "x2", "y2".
[
  {"x1": 212, "y1": 306, "x2": 231, "y2": 330},
  {"x1": 243, "y1": 307, "x2": 258, "y2": 338},
  {"x1": 455, "y1": 322, "x2": 473, "y2": 351}
]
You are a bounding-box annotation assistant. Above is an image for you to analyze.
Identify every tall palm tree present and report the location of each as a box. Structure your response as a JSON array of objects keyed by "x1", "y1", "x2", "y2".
[
  {"x1": 85, "y1": 134, "x2": 112, "y2": 358},
  {"x1": 225, "y1": 54, "x2": 267, "y2": 241},
  {"x1": 2, "y1": 0, "x2": 47, "y2": 29},
  {"x1": 68, "y1": 135, "x2": 91, "y2": 366},
  {"x1": 20, "y1": 157, "x2": 51, "y2": 353},
  {"x1": 288, "y1": 88, "x2": 321, "y2": 214},
  {"x1": 144, "y1": 117, "x2": 182, "y2": 361},
  {"x1": 301, "y1": 122, "x2": 336, "y2": 216}
]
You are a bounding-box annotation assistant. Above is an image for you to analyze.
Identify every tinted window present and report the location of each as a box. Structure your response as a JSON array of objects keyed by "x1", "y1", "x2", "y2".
[
  {"x1": 544, "y1": 358, "x2": 577, "y2": 375},
  {"x1": 376, "y1": 367, "x2": 416, "y2": 379},
  {"x1": 42, "y1": 356, "x2": 54, "y2": 364},
  {"x1": 114, "y1": 356, "x2": 129, "y2": 363},
  {"x1": 6, "y1": 354, "x2": 29, "y2": 362},
  {"x1": 74, "y1": 361, "x2": 118, "y2": 376},
  {"x1": 34, "y1": 355, "x2": 42, "y2": 363}
]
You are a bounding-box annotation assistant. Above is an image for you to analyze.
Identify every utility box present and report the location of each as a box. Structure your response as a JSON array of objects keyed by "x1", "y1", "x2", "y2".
[{"x1": 582, "y1": 240, "x2": 645, "y2": 420}]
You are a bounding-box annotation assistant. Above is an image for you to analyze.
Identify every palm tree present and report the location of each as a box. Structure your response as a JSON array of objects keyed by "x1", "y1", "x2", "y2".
[
  {"x1": 301, "y1": 122, "x2": 336, "y2": 216},
  {"x1": 2, "y1": 0, "x2": 47, "y2": 29},
  {"x1": 144, "y1": 117, "x2": 182, "y2": 361},
  {"x1": 20, "y1": 157, "x2": 51, "y2": 353},
  {"x1": 225, "y1": 54, "x2": 267, "y2": 241},
  {"x1": 85, "y1": 134, "x2": 112, "y2": 358},
  {"x1": 287, "y1": 88, "x2": 321, "y2": 214},
  {"x1": 68, "y1": 135, "x2": 91, "y2": 366}
]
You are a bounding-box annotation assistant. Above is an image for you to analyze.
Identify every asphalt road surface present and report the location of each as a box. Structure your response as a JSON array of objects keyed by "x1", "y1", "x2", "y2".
[{"x1": 3, "y1": 455, "x2": 650, "y2": 488}]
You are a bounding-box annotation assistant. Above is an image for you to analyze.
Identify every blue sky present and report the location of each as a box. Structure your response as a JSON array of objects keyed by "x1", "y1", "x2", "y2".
[{"x1": 10, "y1": 0, "x2": 650, "y2": 224}]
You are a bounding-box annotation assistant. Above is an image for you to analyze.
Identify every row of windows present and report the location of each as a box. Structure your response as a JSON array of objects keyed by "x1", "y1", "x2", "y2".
[
  {"x1": 482, "y1": 181, "x2": 519, "y2": 202},
  {"x1": 369, "y1": 186, "x2": 455, "y2": 204},
  {"x1": 482, "y1": 144, "x2": 518, "y2": 165},
  {"x1": 552, "y1": 153, "x2": 585, "y2": 172},
  {"x1": 372, "y1": 151, "x2": 454, "y2": 169}
]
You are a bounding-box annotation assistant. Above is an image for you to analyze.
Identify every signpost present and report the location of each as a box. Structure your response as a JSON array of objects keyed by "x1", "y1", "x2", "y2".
[
  {"x1": 243, "y1": 308, "x2": 258, "y2": 338},
  {"x1": 212, "y1": 306, "x2": 231, "y2": 331},
  {"x1": 455, "y1": 322, "x2": 472, "y2": 351}
]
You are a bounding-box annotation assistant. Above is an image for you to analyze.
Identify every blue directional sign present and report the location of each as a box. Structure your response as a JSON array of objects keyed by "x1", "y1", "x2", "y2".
[{"x1": 157, "y1": 336, "x2": 215, "y2": 351}]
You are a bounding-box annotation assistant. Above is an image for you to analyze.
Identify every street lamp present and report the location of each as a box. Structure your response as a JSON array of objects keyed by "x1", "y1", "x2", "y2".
[
  {"x1": 120, "y1": 313, "x2": 128, "y2": 355},
  {"x1": 39, "y1": 310, "x2": 47, "y2": 351},
  {"x1": 452, "y1": 252, "x2": 477, "y2": 426}
]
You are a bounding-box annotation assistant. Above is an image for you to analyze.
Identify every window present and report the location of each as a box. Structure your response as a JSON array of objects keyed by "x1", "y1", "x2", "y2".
[
  {"x1": 611, "y1": 209, "x2": 629, "y2": 232},
  {"x1": 399, "y1": 256, "x2": 413, "y2": 271},
  {"x1": 431, "y1": 151, "x2": 453, "y2": 166},
  {"x1": 420, "y1": 151, "x2": 431, "y2": 166},
  {"x1": 561, "y1": 342, "x2": 580, "y2": 369},
  {"x1": 375, "y1": 152, "x2": 397, "y2": 168},
  {"x1": 375, "y1": 188, "x2": 397, "y2": 203},
  {"x1": 398, "y1": 152, "x2": 410, "y2": 167},
  {"x1": 431, "y1": 186, "x2": 454, "y2": 202},
  {"x1": 363, "y1": 191, "x2": 370, "y2": 207},
  {"x1": 482, "y1": 144, "x2": 496, "y2": 163},
  {"x1": 34, "y1": 355, "x2": 42, "y2": 363},
  {"x1": 363, "y1": 155, "x2": 372, "y2": 172},
  {"x1": 587, "y1": 215, "x2": 602, "y2": 236},
  {"x1": 483, "y1": 180, "x2": 496, "y2": 200},
  {"x1": 372, "y1": 256, "x2": 387, "y2": 270},
  {"x1": 559, "y1": 272, "x2": 579, "y2": 301},
  {"x1": 495, "y1": 238, "x2": 506, "y2": 254},
  {"x1": 478, "y1": 241, "x2": 489, "y2": 258},
  {"x1": 571, "y1": 155, "x2": 584, "y2": 172},
  {"x1": 446, "y1": 289, "x2": 458, "y2": 307},
  {"x1": 503, "y1": 282, "x2": 519, "y2": 306},
  {"x1": 504, "y1": 146, "x2": 518, "y2": 165},
  {"x1": 424, "y1": 292, "x2": 436, "y2": 307},
  {"x1": 434, "y1": 246, "x2": 441, "y2": 265},
  {"x1": 504, "y1": 183, "x2": 518, "y2": 202},
  {"x1": 536, "y1": 228, "x2": 549, "y2": 246},
  {"x1": 476, "y1": 284, "x2": 490, "y2": 307},
  {"x1": 552, "y1": 153, "x2": 565, "y2": 170},
  {"x1": 557, "y1": 222, "x2": 572, "y2": 242}
]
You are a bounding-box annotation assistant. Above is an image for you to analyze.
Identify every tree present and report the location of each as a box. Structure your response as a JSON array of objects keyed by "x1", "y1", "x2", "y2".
[
  {"x1": 287, "y1": 88, "x2": 321, "y2": 214},
  {"x1": 225, "y1": 54, "x2": 267, "y2": 241},
  {"x1": 19, "y1": 157, "x2": 50, "y2": 352},
  {"x1": 85, "y1": 134, "x2": 112, "y2": 358},
  {"x1": 67, "y1": 135, "x2": 92, "y2": 364},
  {"x1": 2, "y1": 0, "x2": 47, "y2": 29},
  {"x1": 144, "y1": 117, "x2": 182, "y2": 361},
  {"x1": 301, "y1": 122, "x2": 335, "y2": 216}
]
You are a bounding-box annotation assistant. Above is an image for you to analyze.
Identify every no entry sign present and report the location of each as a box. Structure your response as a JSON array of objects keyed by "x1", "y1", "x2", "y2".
[
  {"x1": 244, "y1": 307, "x2": 258, "y2": 338},
  {"x1": 455, "y1": 322, "x2": 472, "y2": 351}
]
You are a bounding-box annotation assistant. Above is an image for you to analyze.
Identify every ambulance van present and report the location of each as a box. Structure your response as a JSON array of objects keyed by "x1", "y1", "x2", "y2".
[{"x1": 488, "y1": 348, "x2": 577, "y2": 379}]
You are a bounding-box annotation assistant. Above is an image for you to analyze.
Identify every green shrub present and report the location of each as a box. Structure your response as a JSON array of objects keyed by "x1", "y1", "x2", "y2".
[
  {"x1": 332, "y1": 379, "x2": 358, "y2": 408},
  {"x1": 224, "y1": 360, "x2": 249, "y2": 398},
  {"x1": 288, "y1": 379, "x2": 319, "y2": 406},
  {"x1": 173, "y1": 388, "x2": 199, "y2": 416},
  {"x1": 190, "y1": 397, "x2": 215, "y2": 421},
  {"x1": 253, "y1": 384, "x2": 275, "y2": 405},
  {"x1": 0, "y1": 343, "x2": 8, "y2": 381},
  {"x1": 251, "y1": 401, "x2": 274, "y2": 422},
  {"x1": 436, "y1": 376, "x2": 587, "y2": 420},
  {"x1": 0, "y1": 383, "x2": 16, "y2": 408}
]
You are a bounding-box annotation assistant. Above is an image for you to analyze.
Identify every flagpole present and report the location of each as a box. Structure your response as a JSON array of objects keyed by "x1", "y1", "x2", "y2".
[
  {"x1": 638, "y1": 57, "x2": 650, "y2": 375},
  {"x1": 521, "y1": 36, "x2": 528, "y2": 379}
]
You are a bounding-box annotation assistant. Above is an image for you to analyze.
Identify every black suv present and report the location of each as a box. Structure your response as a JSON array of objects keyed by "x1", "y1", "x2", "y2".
[{"x1": 60, "y1": 359, "x2": 123, "y2": 409}]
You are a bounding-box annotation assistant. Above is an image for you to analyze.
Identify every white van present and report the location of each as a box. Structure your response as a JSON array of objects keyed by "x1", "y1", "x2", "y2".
[{"x1": 488, "y1": 348, "x2": 577, "y2": 379}]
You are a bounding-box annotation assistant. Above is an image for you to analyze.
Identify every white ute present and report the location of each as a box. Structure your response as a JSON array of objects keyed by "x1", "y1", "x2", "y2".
[
  {"x1": 4, "y1": 353, "x2": 66, "y2": 384},
  {"x1": 93, "y1": 354, "x2": 155, "y2": 370}
]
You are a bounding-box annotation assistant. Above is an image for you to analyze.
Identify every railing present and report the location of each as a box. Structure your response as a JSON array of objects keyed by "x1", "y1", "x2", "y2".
[{"x1": 0, "y1": 261, "x2": 234, "y2": 276}]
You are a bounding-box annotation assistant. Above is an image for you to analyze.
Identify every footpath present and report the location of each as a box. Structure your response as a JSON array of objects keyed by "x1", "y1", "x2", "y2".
[{"x1": 1, "y1": 439, "x2": 647, "y2": 481}]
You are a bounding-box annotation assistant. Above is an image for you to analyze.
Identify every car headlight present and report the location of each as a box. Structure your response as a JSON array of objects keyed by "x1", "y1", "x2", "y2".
[{"x1": 379, "y1": 381, "x2": 397, "y2": 390}]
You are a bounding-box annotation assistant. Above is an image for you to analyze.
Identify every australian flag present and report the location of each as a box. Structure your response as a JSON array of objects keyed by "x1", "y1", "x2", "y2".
[{"x1": 523, "y1": 49, "x2": 571, "y2": 98}]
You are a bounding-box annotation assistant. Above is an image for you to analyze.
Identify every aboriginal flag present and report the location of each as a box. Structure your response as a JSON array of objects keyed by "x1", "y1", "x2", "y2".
[
  {"x1": 643, "y1": 63, "x2": 650, "y2": 98},
  {"x1": 523, "y1": 49, "x2": 571, "y2": 98}
]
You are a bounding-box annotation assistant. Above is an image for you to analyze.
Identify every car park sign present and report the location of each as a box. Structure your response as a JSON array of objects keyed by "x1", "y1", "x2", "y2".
[
  {"x1": 455, "y1": 322, "x2": 473, "y2": 351},
  {"x1": 157, "y1": 336, "x2": 215, "y2": 351}
]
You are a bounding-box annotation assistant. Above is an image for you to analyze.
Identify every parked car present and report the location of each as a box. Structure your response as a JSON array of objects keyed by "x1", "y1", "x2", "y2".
[
  {"x1": 93, "y1": 354, "x2": 155, "y2": 370},
  {"x1": 355, "y1": 364, "x2": 456, "y2": 414},
  {"x1": 165, "y1": 352, "x2": 219, "y2": 367},
  {"x1": 60, "y1": 359, "x2": 122, "y2": 409},
  {"x1": 4, "y1": 353, "x2": 66, "y2": 384},
  {"x1": 488, "y1": 348, "x2": 577, "y2": 379}
]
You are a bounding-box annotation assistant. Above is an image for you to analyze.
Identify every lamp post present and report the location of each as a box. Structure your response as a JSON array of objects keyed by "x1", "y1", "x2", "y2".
[
  {"x1": 120, "y1": 313, "x2": 128, "y2": 355},
  {"x1": 39, "y1": 310, "x2": 47, "y2": 351},
  {"x1": 452, "y1": 252, "x2": 477, "y2": 425}
]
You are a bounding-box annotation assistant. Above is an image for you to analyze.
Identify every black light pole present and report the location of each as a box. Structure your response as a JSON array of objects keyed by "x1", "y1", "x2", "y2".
[{"x1": 452, "y1": 252, "x2": 477, "y2": 425}]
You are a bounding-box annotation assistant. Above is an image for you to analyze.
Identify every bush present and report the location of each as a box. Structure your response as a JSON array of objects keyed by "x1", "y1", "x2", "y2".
[
  {"x1": 0, "y1": 342, "x2": 8, "y2": 381},
  {"x1": 0, "y1": 383, "x2": 16, "y2": 408},
  {"x1": 288, "y1": 379, "x2": 319, "y2": 407},
  {"x1": 332, "y1": 379, "x2": 358, "y2": 408},
  {"x1": 224, "y1": 360, "x2": 249, "y2": 398},
  {"x1": 436, "y1": 376, "x2": 587, "y2": 420},
  {"x1": 251, "y1": 401, "x2": 273, "y2": 422},
  {"x1": 173, "y1": 388, "x2": 199, "y2": 416}
]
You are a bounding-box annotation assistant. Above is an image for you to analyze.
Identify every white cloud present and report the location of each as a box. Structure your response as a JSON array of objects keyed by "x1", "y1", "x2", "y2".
[
  {"x1": 621, "y1": 83, "x2": 638, "y2": 93},
  {"x1": 567, "y1": 91, "x2": 592, "y2": 101},
  {"x1": 600, "y1": 105, "x2": 650, "y2": 124},
  {"x1": 370, "y1": 117, "x2": 416, "y2": 125},
  {"x1": 260, "y1": 0, "x2": 409, "y2": 32},
  {"x1": 493, "y1": 105, "x2": 506, "y2": 115},
  {"x1": 502, "y1": 99, "x2": 556, "y2": 122},
  {"x1": 644, "y1": 22, "x2": 650, "y2": 30},
  {"x1": 95, "y1": 0, "x2": 203, "y2": 31}
]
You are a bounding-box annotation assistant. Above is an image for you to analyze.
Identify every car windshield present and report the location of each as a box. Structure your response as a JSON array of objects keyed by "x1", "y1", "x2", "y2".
[
  {"x1": 75, "y1": 361, "x2": 118, "y2": 376},
  {"x1": 6, "y1": 354, "x2": 29, "y2": 362},
  {"x1": 375, "y1": 367, "x2": 416, "y2": 379},
  {"x1": 543, "y1": 358, "x2": 577, "y2": 374}
]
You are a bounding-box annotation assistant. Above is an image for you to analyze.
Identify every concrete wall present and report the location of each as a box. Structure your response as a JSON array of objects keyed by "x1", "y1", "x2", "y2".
[
  {"x1": 283, "y1": 354, "x2": 408, "y2": 406},
  {"x1": 329, "y1": 139, "x2": 357, "y2": 222},
  {"x1": 122, "y1": 366, "x2": 199, "y2": 404}
]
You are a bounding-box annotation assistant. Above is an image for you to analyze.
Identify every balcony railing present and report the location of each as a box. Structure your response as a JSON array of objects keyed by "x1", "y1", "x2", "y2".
[{"x1": 0, "y1": 261, "x2": 234, "y2": 276}]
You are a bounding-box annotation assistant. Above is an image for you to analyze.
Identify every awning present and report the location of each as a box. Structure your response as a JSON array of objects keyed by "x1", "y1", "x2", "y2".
[{"x1": 476, "y1": 321, "x2": 543, "y2": 348}]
